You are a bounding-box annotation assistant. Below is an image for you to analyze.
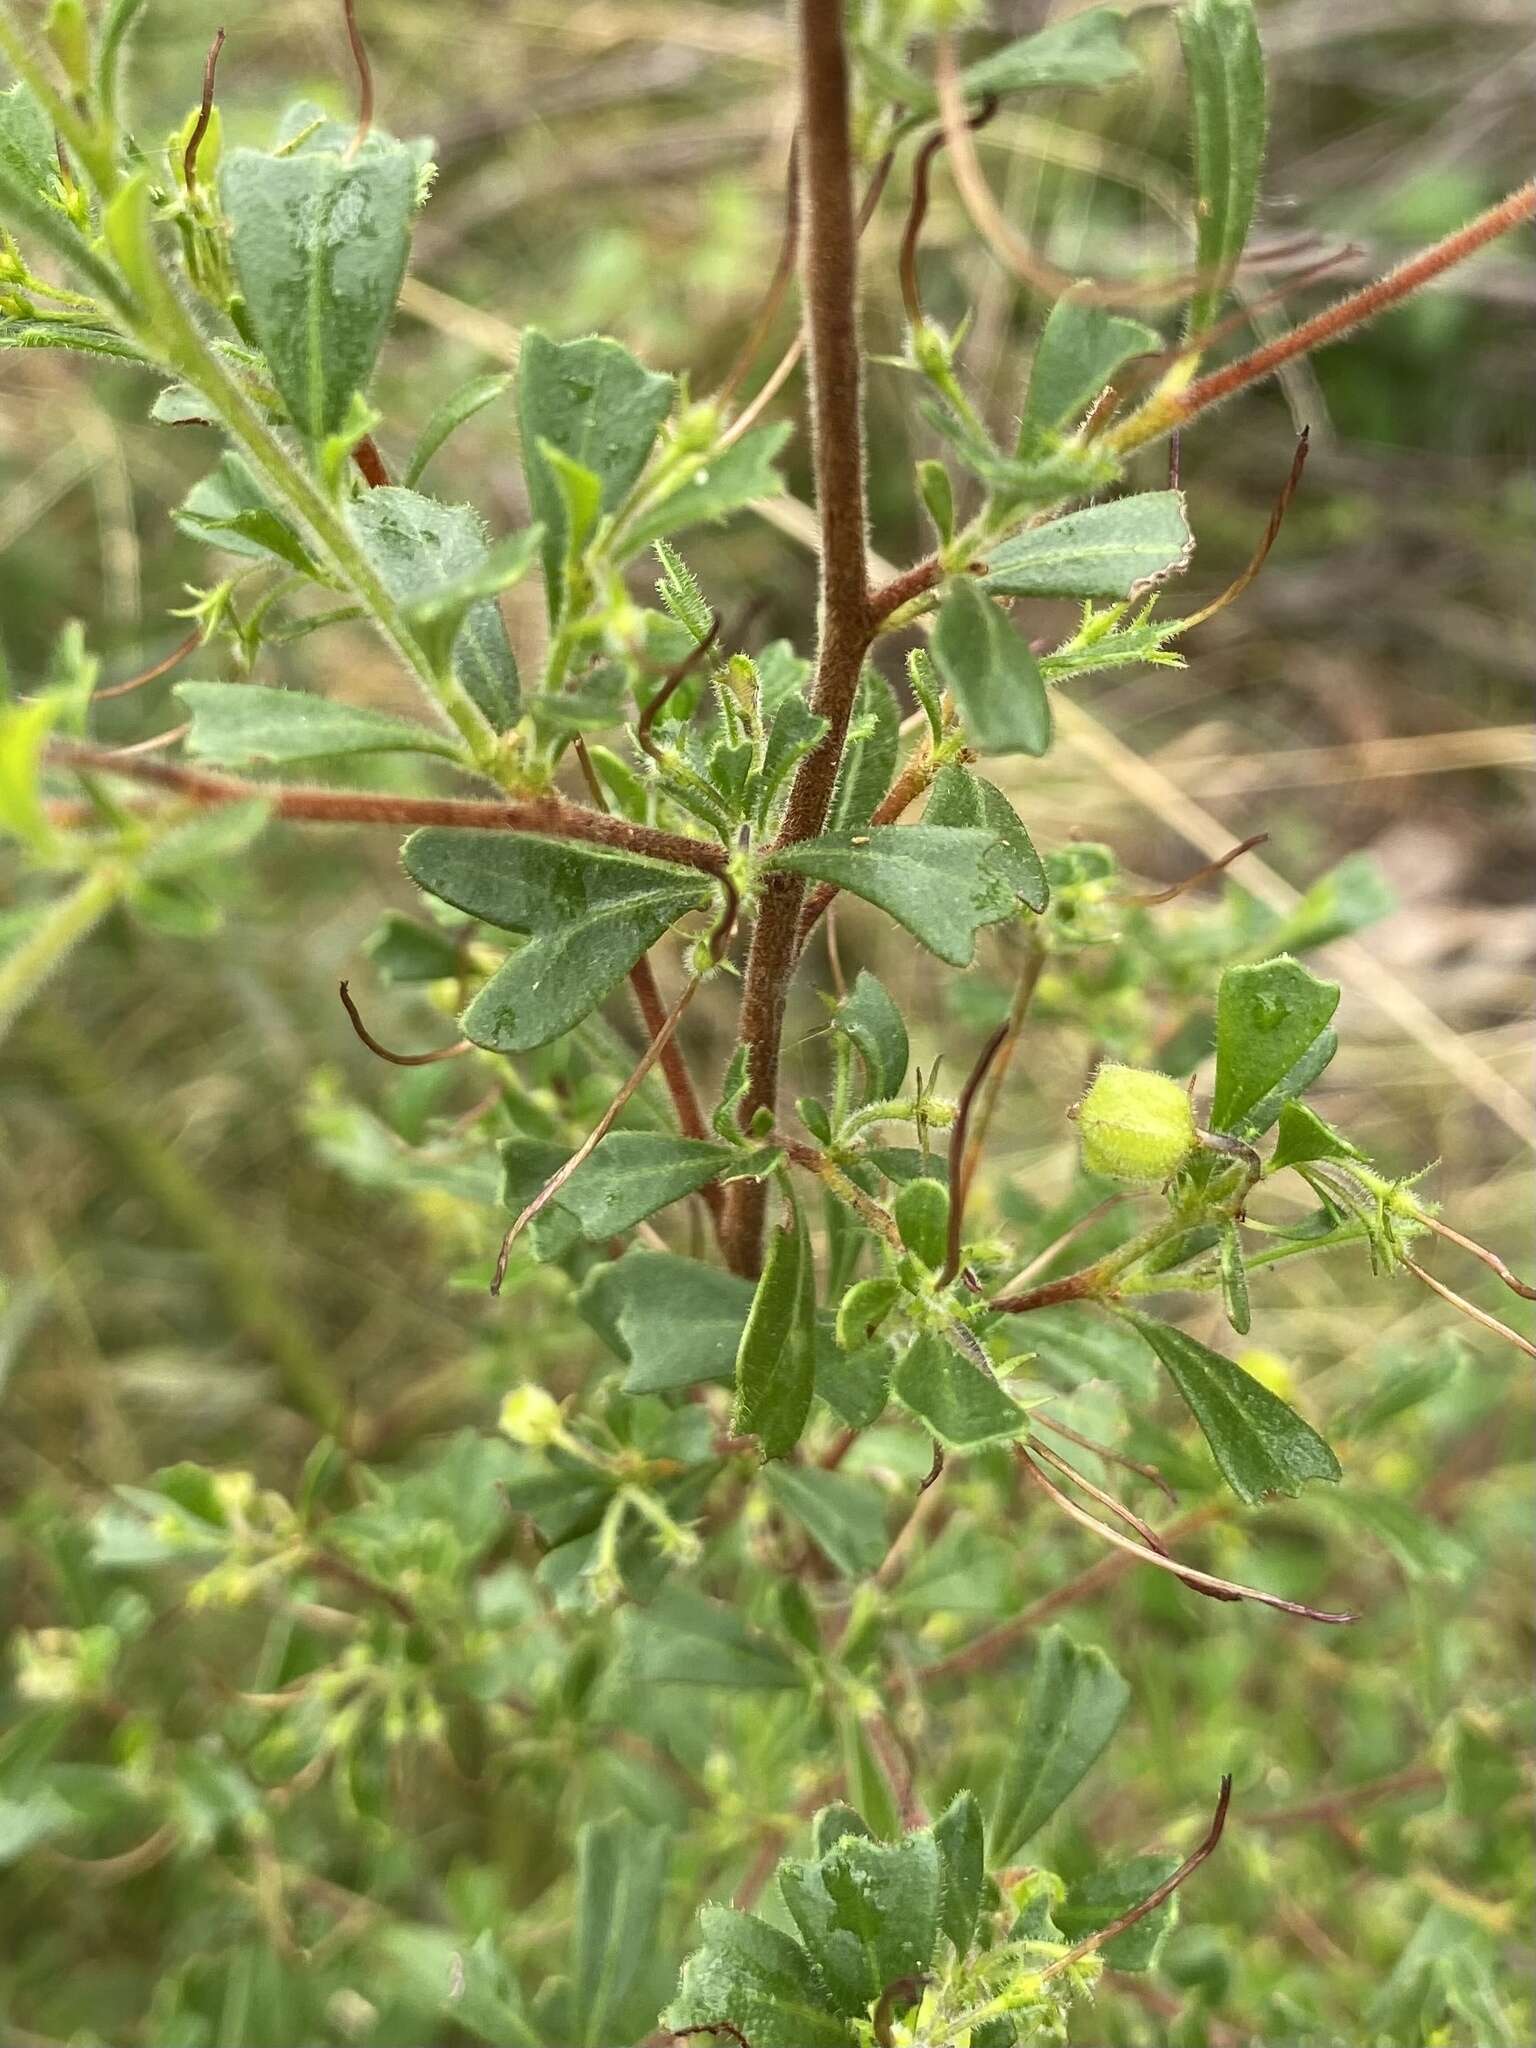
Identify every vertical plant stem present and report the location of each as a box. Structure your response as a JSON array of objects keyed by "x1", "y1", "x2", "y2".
[
  {"x1": 25, "y1": 1008, "x2": 347, "y2": 1438},
  {"x1": 723, "y1": 0, "x2": 873, "y2": 1275},
  {"x1": 0, "y1": 864, "x2": 129, "y2": 1045}
]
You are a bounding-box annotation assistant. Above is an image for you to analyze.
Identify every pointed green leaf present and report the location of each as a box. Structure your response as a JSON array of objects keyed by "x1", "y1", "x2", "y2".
[
  {"x1": 362, "y1": 911, "x2": 463, "y2": 985},
  {"x1": 1129, "y1": 1313, "x2": 1342, "y2": 1503},
  {"x1": 827, "y1": 669, "x2": 900, "y2": 830},
  {"x1": 1211, "y1": 955, "x2": 1339, "y2": 1137},
  {"x1": 1217, "y1": 1220, "x2": 1252, "y2": 1336},
  {"x1": 500, "y1": 1133, "x2": 739, "y2": 1242},
  {"x1": 220, "y1": 143, "x2": 415, "y2": 444},
  {"x1": 933, "y1": 578, "x2": 1051, "y2": 757},
  {"x1": 403, "y1": 370, "x2": 512, "y2": 490},
  {"x1": 763, "y1": 1465, "x2": 888, "y2": 1577},
  {"x1": 1177, "y1": 0, "x2": 1267, "y2": 330},
  {"x1": 570, "y1": 1813, "x2": 669, "y2": 2048},
  {"x1": 769, "y1": 826, "x2": 1017, "y2": 967},
  {"x1": 175, "y1": 683, "x2": 456, "y2": 767},
  {"x1": 933, "y1": 1791, "x2": 985, "y2": 1956},
  {"x1": 1058, "y1": 1854, "x2": 1182, "y2": 1970},
  {"x1": 1260, "y1": 852, "x2": 1394, "y2": 955},
  {"x1": 580, "y1": 1251, "x2": 753, "y2": 1393},
  {"x1": 980, "y1": 492, "x2": 1193, "y2": 600},
  {"x1": 890, "y1": 9, "x2": 1140, "y2": 131},
  {"x1": 403, "y1": 527, "x2": 541, "y2": 681},
  {"x1": 350, "y1": 487, "x2": 523, "y2": 730},
  {"x1": 831, "y1": 969, "x2": 909, "y2": 1104},
  {"x1": 1023, "y1": 286, "x2": 1163, "y2": 438},
  {"x1": 0, "y1": 82, "x2": 58, "y2": 199},
  {"x1": 780, "y1": 1832, "x2": 942, "y2": 2018},
  {"x1": 666, "y1": 1906, "x2": 855, "y2": 2048},
  {"x1": 517, "y1": 329, "x2": 674, "y2": 613},
  {"x1": 621, "y1": 420, "x2": 793, "y2": 555},
  {"x1": 893, "y1": 1334, "x2": 1027, "y2": 1449},
  {"x1": 622, "y1": 1589, "x2": 801, "y2": 1693},
  {"x1": 1268, "y1": 1101, "x2": 1366, "y2": 1175},
  {"x1": 925, "y1": 763, "x2": 1049, "y2": 913},
  {"x1": 401, "y1": 830, "x2": 711, "y2": 1052},
  {"x1": 176, "y1": 454, "x2": 319, "y2": 575},
  {"x1": 0, "y1": 317, "x2": 146, "y2": 361},
  {"x1": 989, "y1": 1626, "x2": 1130, "y2": 1860},
  {"x1": 756, "y1": 693, "x2": 829, "y2": 828},
  {"x1": 732, "y1": 1205, "x2": 815, "y2": 1460}
]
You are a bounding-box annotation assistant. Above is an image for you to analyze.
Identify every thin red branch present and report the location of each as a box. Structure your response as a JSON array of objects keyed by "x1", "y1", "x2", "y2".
[
  {"x1": 337, "y1": 980, "x2": 469, "y2": 1066},
  {"x1": 183, "y1": 27, "x2": 225, "y2": 195},
  {"x1": 45, "y1": 741, "x2": 730, "y2": 876}
]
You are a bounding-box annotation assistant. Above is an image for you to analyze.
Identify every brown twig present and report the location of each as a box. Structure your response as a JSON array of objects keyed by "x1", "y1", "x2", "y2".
[
  {"x1": 1125, "y1": 831, "x2": 1269, "y2": 907},
  {"x1": 715, "y1": 136, "x2": 800, "y2": 412},
  {"x1": 1019, "y1": 1450, "x2": 1355, "y2": 1624},
  {"x1": 183, "y1": 27, "x2": 225, "y2": 195},
  {"x1": 898, "y1": 94, "x2": 999, "y2": 325},
  {"x1": 1109, "y1": 180, "x2": 1536, "y2": 452},
  {"x1": 1418, "y1": 1215, "x2": 1536, "y2": 1300},
  {"x1": 1037, "y1": 1778, "x2": 1233, "y2": 1982},
  {"x1": 1169, "y1": 430, "x2": 1310, "y2": 633},
  {"x1": 342, "y1": 0, "x2": 373, "y2": 158},
  {"x1": 337, "y1": 980, "x2": 469, "y2": 1067},
  {"x1": 960, "y1": 943, "x2": 1044, "y2": 1207},
  {"x1": 939, "y1": 1021, "x2": 1009, "y2": 1284},
  {"x1": 1400, "y1": 1255, "x2": 1536, "y2": 1362},
  {"x1": 722, "y1": 0, "x2": 872, "y2": 1276},
  {"x1": 45, "y1": 741, "x2": 730, "y2": 876},
  {"x1": 636, "y1": 616, "x2": 722, "y2": 760},
  {"x1": 93, "y1": 630, "x2": 202, "y2": 702},
  {"x1": 1033, "y1": 1411, "x2": 1176, "y2": 1506}
]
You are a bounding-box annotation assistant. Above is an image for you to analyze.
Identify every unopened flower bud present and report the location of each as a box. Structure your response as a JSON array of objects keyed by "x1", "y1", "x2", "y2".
[
  {"x1": 1077, "y1": 1063, "x2": 1196, "y2": 1185},
  {"x1": 498, "y1": 1384, "x2": 564, "y2": 1448}
]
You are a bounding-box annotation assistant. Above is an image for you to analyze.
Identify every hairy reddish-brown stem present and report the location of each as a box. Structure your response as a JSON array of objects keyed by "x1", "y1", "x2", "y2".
[
  {"x1": 722, "y1": 0, "x2": 873, "y2": 1276},
  {"x1": 1111, "y1": 179, "x2": 1536, "y2": 451},
  {"x1": 46, "y1": 741, "x2": 729, "y2": 876}
]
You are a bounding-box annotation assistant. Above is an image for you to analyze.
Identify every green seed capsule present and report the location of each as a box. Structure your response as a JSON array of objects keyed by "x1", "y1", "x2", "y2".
[
  {"x1": 1077, "y1": 1063, "x2": 1197, "y2": 1185},
  {"x1": 894, "y1": 1176, "x2": 950, "y2": 1271}
]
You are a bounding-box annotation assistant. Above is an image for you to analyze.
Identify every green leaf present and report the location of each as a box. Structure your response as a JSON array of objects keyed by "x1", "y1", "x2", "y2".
[
  {"x1": 890, "y1": 9, "x2": 1140, "y2": 131},
  {"x1": 989, "y1": 1626, "x2": 1130, "y2": 1860},
  {"x1": 894, "y1": 1178, "x2": 950, "y2": 1272},
  {"x1": 827, "y1": 669, "x2": 900, "y2": 831},
  {"x1": 813, "y1": 1328, "x2": 891, "y2": 1431},
  {"x1": 220, "y1": 143, "x2": 415, "y2": 444},
  {"x1": 517, "y1": 329, "x2": 674, "y2": 613},
  {"x1": 0, "y1": 317, "x2": 146, "y2": 361},
  {"x1": 1211, "y1": 955, "x2": 1340, "y2": 1138},
  {"x1": 756, "y1": 693, "x2": 829, "y2": 828},
  {"x1": 175, "y1": 683, "x2": 457, "y2": 768},
  {"x1": 95, "y1": 0, "x2": 149, "y2": 128},
  {"x1": 933, "y1": 1790, "x2": 985, "y2": 1955},
  {"x1": 402, "y1": 528, "x2": 541, "y2": 681},
  {"x1": 732, "y1": 1204, "x2": 815, "y2": 1460},
  {"x1": 0, "y1": 82, "x2": 54, "y2": 200},
  {"x1": 362, "y1": 910, "x2": 463, "y2": 985},
  {"x1": 1217, "y1": 1221, "x2": 1252, "y2": 1336},
  {"x1": 1259, "y1": 852, "x2": 1395, "y2": 956},
  {"x1": 893, "y1": 1334, "x2": 1027, "y2": 1449},
  {"x1": 1129, "y1": 1313, "x2": 1342, "y2": 1504},
  {"x1": 176, "y1": 454, "x2": 319, "y2": 575},
  {"x1": 924, "y1": 763, "x2": 1049, "y2": 913},
  {"x1": 980, "y1": 492, "x2": 1193, "y2": 600},
  {"x1": 402, "y1": 830, "x2": 712, "y2": 1053},
  {"x1": 403, "y1": 370, "x2": 512, "y2": 489},
  {"x1": 666, "y1": 1906, "x2": 855, "y2": 2048},
  {"x1": 933, "y1": 578, "x2": 1051, "y2": 757},
  {"x1": 376, "y1": 1926, "x2": 538, "y2": 2047},
  {"x1": 138, "y1": 799, "x2": 272, "y2": 881},
  {"x1": 622, "y1": 1588, "x2": 802, "y2": 1693},
  {"x1": 579, "y1": 1251, "x2": 753, "y2": 1394},
  {"x1": 621, "y1": 420, "x2": 792, "y2": 555},
  {"x1": 831, "y1": 969, "x2": 909, "y2": 1103},
  {"x1": 769, "y1": 826, "x2": 1017, "y2": 967},
  {"x1": 1058, "y1": 1854, "x2": 1182, "y2": 1970},
  {"x1": 570, "y1": 1813, "x2": 669, "y2": 2048},
  {"x1": 1023, "y1": 286, "x2": 1163, "y2": 437},
  {"x1": 763, "y1": 1465, "x2": 888, "y2": 1577},
  {"x1": 779, "y1": 1831, "x2": 942, "y2": 2018},
  {"x1": 500, "y1": 1133, "x2": 739, "y2": 1242},
  {"x1": 350, "y1": 487, "x2": 523, "y2": 730},
  {"x1": 1268, "y1": 1101, "x2": 1365, "y2": 1175},
  {"x1": 1177, "y1": 0, "x2": 1267, "y2": 331}
]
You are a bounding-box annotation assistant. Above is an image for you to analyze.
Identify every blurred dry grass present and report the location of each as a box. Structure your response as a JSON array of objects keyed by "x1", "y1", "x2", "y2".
[{"x1": 1, "y1": 0, "x2": 1532, "y2": 1484}]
